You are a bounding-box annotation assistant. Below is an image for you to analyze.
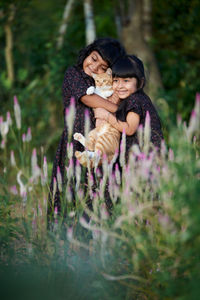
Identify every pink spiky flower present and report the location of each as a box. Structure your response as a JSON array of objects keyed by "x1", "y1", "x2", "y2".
[
  {"x1": 14, "y1": 95, "x2": 21, "y2": 130},
  {"x1": 0, "y1": 139, "x2": 5, "y2": 149},
  {"x1": 115, "y1": 163, "x2": 121, "y2": 185},
  {"x1": 31, "y1": 148, "x2": 37, "y2": 169},
  {"x1": 10, "y1": 150, "x2": 16, "y2": 166},
  {"x1": 43, "y1": 156, "x2": 48, "y2": 182},
  {"x1": 26, "y1": 127, "x2": 32, "y2": 142},
  {"x1": 67, "y1": 142, "x2": 73, "y2": 159},
  {"x1": 84, "y1": 109, "x2": 90, "y2": 138},
  {"x1": 137, "y1": 124, "x2": 144, "y2": 149},
  {"x1": 6, "y1": 111, "x2": 12, "y2": 126},
  {"x1": 22, "y1": 133, "x2": 26, "y2": 142},
  {"x1": 187, "y1": 109, "x2": 198, "y2": 140},
  {"x1": 52, "y1": 177, "x2": 57, "y2": 199},
  {"x1": 144, "y1": 111, "x2": 151, "y2": 154},
  {"x1": 57, "y1": 166, "x2": 62, "y2": 192},
  {"x1": 65, "y1": 96, "x2": 75, "y2": 138},
  {"x1": 195, "y1": 92, "x2": 200, "y2": 104},
  {"x1": 0, "y1": 120, "x2": 9, "y2": 138},
  {"x1": 54, "y1": 206, "x2": 58, "y2": 216},
  {"x1": 119, "y1": 128, "x2": 126, "y2": 167}
]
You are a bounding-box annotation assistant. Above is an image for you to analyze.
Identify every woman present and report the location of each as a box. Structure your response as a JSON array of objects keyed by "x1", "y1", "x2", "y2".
[{"x1": 49, "y1": 38, "x2": 126, "y2": 214}]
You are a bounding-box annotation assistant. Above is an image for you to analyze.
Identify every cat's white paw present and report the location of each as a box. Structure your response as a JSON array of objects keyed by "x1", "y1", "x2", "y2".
[
  {"x1": 73, "y1": 133, "x2": 86, "y2": 146},
  {"x1": 87, "y1": 86, "x2": 95, "y2": 95},
  {"x1": 73, "y1": 133, "x2": 83, "y2": 141}
]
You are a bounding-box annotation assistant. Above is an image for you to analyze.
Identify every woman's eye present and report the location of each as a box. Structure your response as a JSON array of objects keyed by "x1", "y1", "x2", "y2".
[
  {"x1": 113, "y1": 79, "x2": 118, "y2": 83},
  {"x1": 92, "y1": 57, "x2": 97, "y2": 61}
]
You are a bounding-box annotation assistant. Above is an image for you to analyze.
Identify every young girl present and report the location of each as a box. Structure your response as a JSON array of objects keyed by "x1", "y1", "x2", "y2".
[
  {"x1": 94, "y1": 55, "x2": 164, "y2": 161},
  {"x1": 49, "y1": 38, "x2": 126, "y2": 212}
]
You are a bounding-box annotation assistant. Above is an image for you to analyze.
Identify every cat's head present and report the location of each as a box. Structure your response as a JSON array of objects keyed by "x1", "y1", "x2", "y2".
[{"x1": 92, "y1": 68, "x2": 112, "y2": 87}]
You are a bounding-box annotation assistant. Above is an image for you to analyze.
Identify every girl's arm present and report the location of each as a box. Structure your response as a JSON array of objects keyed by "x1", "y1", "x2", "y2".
[
  {"x1": 94, "y1": 108, "x2": 140, "y2": 136},
  {"x1": 81, "y1": 94, "x2": 118, "y2": 113}
]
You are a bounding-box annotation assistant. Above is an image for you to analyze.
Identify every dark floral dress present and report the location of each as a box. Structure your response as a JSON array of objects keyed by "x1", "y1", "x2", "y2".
[
  {"x1": 49, "y1": 66, "x2": 95, "y2": 212},
  {"x1": 116, "y1": 89, "x2": 164, "y2": 160}
]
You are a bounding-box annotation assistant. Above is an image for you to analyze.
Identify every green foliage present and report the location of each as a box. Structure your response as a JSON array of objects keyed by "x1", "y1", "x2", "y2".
[
  {"x1": 94, "y1": 0, "x2": 117, "y2": 37},
  {"x1": 152, "y1": 0, "x2": 200, "y2": 121},
  {"x1": 0, "y1": 93, "x2": 199, "y2": 299}
]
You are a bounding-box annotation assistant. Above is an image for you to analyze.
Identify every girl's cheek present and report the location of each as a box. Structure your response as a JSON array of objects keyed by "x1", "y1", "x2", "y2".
[{"x1": 112, "y1": 83, "x2": 117, "y2": 91}]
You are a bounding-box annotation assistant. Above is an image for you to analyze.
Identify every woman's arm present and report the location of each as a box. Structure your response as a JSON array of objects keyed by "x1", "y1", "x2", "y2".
[
  {"x1": 81, "y1": 94, "x2": 118, "y2": 113},
  {"x1": 94, "y1": 108, "x2": 140, "y2": 136}
]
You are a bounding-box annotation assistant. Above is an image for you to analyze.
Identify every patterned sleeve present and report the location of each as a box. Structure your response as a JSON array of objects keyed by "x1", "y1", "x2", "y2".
[
  {"x1": 125, "y1": 93, "x2": 143, "y2": 117},
  {"x1": 62, "y1": 67, "x2": 92, "y2": 107}
]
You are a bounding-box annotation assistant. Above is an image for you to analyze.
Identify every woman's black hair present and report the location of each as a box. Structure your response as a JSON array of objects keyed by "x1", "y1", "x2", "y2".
[
  {"x1": 112, "y1": 54, "x2": 146, "y2": 89},
  {"x1": 77, "y1": 37, "x2": 126, "y2": 68}
]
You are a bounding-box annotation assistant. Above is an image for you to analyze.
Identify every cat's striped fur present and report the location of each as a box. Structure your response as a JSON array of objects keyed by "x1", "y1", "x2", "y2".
[{"x1": 74, "y1": 68, "x2": 120, "y2": 168}]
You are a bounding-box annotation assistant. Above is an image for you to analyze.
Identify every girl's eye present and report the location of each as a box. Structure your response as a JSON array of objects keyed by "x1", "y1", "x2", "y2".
[
  {"x1": 92, "y1": 56, "x2": 97, "y2": 61},
  {"x1": 102, "y1": 67, "x2": 107, "y2": 72},
  {"x1": 113, "y1": 79, "x2": 118, "y2": 82}
]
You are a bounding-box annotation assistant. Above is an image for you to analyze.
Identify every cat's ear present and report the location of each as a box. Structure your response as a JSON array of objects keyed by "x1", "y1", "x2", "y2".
[
  {"x1": 92, "y1": 73, "x2": 97, "y2": 79},
  {"x1": 106, "y1": 68, "x2": 112, "y2": 76}
]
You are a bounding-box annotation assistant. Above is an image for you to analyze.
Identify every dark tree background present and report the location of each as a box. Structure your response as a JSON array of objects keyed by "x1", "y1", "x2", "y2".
[{"x1": 0, "y1": 0, "x2": 199, "y2": 159}]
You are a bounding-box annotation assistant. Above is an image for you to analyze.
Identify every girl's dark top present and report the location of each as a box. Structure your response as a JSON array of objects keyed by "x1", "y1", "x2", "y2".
[
  {"x1": 49, "y1": 66, "x2": 95, "y2": 211},
  {"x1": 116, "y1": 90, "x2": 163, "y2": 158}
]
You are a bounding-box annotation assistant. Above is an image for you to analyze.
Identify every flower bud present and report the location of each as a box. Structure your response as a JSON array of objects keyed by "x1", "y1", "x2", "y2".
[
  {"x1": 53, "y1": 177, "x2": 57, "y2": 199},
  {"x1": 14, "y1": 95, "x2": 21, "y2": 130},
  {"x1": 6, "y1": 111, "x2": 12, "y2": 126},
  {"x1": 144, "y1": 111, "x2": 151, "y2": 154},
  {"x1": 84, "y1": 109, "x2": 90, "y2": 139},
  {"x1": 26, "y1": 127, "x2": 32, "y2": 142},
  {"x1": 57, "y1": 166, "x2": 62, "y2": 192},
  {"x1": 43, "y1": 156, "x2": 48, "y2": 181},
  {"x1": 10, "y1": 150, "x2": 16, "y2": 166},
  {"x1": 65, "y1": 97, "x2": 75, "y2": 139},
  {"x1": 22, "y1": 133, "x2": 26, "y2": 142},
  {"x1": 119, "y1": 128, "x2": 126, "y2": 167}
]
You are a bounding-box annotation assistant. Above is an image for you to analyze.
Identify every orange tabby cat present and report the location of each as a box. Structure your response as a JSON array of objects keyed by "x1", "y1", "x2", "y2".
[{"x1": 73, "y1": 68, "x2": 120, "y2": 168}]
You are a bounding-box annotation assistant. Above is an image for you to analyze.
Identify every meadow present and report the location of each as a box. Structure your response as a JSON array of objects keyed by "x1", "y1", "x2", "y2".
[{"x1": 0, "y1": 93, "x2": 199, "y2": 300}]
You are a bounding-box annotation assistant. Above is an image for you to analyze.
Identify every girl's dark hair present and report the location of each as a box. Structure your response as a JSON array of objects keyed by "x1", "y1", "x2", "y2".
[
  {"x1": 112, "y1": 54, "x2": 146, "y2": 89},
  {"x1": 77, "y1": 37, "x2": 126, "y2": 68}
]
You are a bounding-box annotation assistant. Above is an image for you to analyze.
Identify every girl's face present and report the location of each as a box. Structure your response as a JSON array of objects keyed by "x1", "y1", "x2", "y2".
[
  {"x1": 83, "y1": 51, "x2": 108, "y2": 77},
  {"x1": 112, "y1": 77, "x2": 138, "y2": 99}
]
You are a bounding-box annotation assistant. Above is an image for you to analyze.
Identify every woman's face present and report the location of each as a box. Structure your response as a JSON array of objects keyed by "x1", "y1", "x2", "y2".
[
  {"x1": 113, "y1": 77, "x2": 138, "y2": 99},
  {"x1": 83, "y1": 51, "x2": 108, "y2": 77}
]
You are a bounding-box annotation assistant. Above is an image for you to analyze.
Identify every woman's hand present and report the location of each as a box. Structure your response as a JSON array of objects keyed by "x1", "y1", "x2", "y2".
[
  {"x1": 94, "y1": 108, "x2": 110, "y2": 120},
  {"x1": 107, "y1": 92, "x2": 120, "y2": 105}
]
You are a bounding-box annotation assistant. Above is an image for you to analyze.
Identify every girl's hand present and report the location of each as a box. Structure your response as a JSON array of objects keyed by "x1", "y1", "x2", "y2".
[
  {"x1": 108, "y1": 92, "x2": 120, "y2": 105},
  {"x1": 94, "y1": 108, "x2": 109, "y2": 120}
]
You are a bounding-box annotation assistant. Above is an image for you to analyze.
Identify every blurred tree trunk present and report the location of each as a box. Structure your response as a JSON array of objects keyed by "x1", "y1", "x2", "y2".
[
  {"x1": 4, "y1": 4, "x2": 15, "y2": 85},
  {"x1": 83, "y1": 0, "x2": 96, "y2": 45},
  {"x1": 57, "y1": 0, "x2": 75, "y2": 50},
  {"x1": 115, "y1": 0, "x2": 163, "y2": 100}
]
